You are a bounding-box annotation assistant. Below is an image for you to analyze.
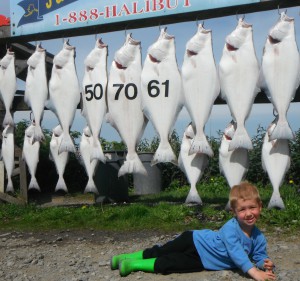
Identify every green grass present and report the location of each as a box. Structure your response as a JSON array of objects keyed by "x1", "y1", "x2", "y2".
[{"x1": 0, "y1": 179, "x2": 299, "y2": 234}]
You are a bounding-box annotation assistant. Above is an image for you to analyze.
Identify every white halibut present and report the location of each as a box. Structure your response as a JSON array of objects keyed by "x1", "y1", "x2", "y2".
[
  {"x1": 262, "y1": 118, "x2": 290, "y2": 209},
  {"x1": 24, "y1": 44, "x2": 48, "y2": 143},
  {"x1": 0, "y1": 49, "x2": 16, "y2": 127},
  {"x1": 219, "y1": 121, "x2": 249, "y2": 209},
  {"x1": 1, "y1": 125, "x2": 15, "y2": 192},
  {"x1": 49, "y1": 125, "x2": 69, "y2": 193},
  {"x1": 79, "y1": 126, "x2": 99, "y2": 194},
  {"x1": 81, "y1": 39, "x2": 108, "y2": 163},
  {"x1": 107, "y1": 33, "x2": 147, "y2": 177},
  {"x1": 22, "y1": 123, "x2": 41, "y2": 191},
  {"x1": 219, "y1": 18, "x2": 260, "y2": 151},
  {"x1": 48, "y1": 41, "x2": 80, "y2": 154},
  {"x1": 182, "y1": 23, "x2": 220, "y2": 157},
  {"x1": 178, "y1": 124, "x2": 208, "y2": 205},
  {"x1": 260, "y1": 12, "x2": 300, "y2": 141},
  {"x1": 141, "y1": 28, "x2": 183, "y2": 165}
]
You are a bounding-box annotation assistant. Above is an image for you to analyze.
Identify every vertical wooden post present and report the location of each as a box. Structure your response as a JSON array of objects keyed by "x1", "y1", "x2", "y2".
[
  {"x1": 15, "y1": 147, "x2": 28, "y2": 203},
  {"x1": 0, "y1": 161, "x2": 4, "y2": 193}
]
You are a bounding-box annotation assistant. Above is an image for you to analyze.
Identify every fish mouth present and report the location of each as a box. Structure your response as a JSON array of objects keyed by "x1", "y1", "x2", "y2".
[
  {"x1": 149, "y1": 54, "x2": 160, "y2": 63},
  {"x1": 226, "y1": 42, "x2": 238, "y2": 51},
  {"x1": 114, "y1": 60, "x2": 127, "y2": 69},
  {"x1": 224, "y1": 134, "x2": 232, "y2": 141},
  {"x1": 97, "y1": 38, "x2": 107, "y2": 49},
  {"x1": 187, "y1": 49, "x2": 198, "y2": 56},
  {"x1": 268, "y1": 35, "x2": 281, "y2": 45}
]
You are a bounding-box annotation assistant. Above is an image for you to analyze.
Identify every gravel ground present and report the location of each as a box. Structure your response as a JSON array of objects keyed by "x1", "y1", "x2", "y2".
[{"x1": 0, "y1": 229, "x2": 299, "y2": 281}]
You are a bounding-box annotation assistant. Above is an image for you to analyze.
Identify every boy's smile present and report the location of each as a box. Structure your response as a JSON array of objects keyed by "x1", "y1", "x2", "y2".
[{"x1": 233, "y1": 198, "x2": 262, "y2": 236}]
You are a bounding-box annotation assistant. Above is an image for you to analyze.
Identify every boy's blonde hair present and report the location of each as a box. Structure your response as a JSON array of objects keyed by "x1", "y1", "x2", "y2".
[{"x1": 229, "y1": 181, "x2": 262, "y2": 209}]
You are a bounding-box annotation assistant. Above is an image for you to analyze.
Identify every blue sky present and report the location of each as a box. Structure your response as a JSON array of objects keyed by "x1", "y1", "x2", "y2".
[{"x1": 1, "y1": 1, "x2": 300, "y2": 142}]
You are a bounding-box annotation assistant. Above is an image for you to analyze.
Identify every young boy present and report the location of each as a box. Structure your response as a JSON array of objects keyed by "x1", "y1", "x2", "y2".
[{"x1": 111, "y1": 182, "x2": 276, "y2": 281}]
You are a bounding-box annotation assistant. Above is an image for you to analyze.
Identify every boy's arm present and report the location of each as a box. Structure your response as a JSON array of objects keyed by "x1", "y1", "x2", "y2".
[{"x1": 248, "y1": 267, "x2": 276, "y2": 281}]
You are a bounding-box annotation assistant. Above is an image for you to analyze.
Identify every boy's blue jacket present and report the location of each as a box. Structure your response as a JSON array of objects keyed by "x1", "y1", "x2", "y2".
[{"x1": 193, "y1": 217, "x2": 268, "y2": 273}]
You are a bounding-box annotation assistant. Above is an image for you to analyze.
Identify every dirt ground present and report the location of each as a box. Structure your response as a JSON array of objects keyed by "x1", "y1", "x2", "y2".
[{"x1": 0, "y1": 228, "x2": 300, "y2": 281}]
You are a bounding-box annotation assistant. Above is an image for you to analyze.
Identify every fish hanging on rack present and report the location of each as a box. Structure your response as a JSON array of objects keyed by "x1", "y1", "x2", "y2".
[
  {"x1": 106, "y1": 33, "x2": 148, "y2": 177},
  {"x1": 259, "y1": 11, "x2": 300, "y2": 141},
  {"x1": 181, "y1": 23, "x2": 220, "y2": 157},
  {"x1": 24, "y1": 44, "x2": 48, "y2": 143},
  {"x1": 79, "y1": 126, "x2": 99, "y2": 194},
  {"x1": 81, "y1": 38, "x2": 108, "y2": 163},
  {"x1": 1, "y1": 124, "x2": 15, "y2": 192},
  {"x1": 49, "y1": 125, "x2": 69, "y2": 193},
  {"x1": 0, "y1": 49, "x2": 16, "y2": 128},
  {"x1": 141, "y1": 27, "x2": 183, "y2": 165},
  {"x1": 22, "y1": 122, "x2": 41, "y2": 191},
  {"x1": 219, "y1": 121, "x2": 249, "y2": 210},
  {"x1": 262, "y1": 117, "x2": 290, "y2": 209},
  {"x1": 219, "y1": 17, "x2": 260, "y2": 151},
  {"x1": 178, "y1": 124, "x2": 208, "y2": 205},
  {"x1": 48, "y1": 40, "x2": 80, "y2": 154}
]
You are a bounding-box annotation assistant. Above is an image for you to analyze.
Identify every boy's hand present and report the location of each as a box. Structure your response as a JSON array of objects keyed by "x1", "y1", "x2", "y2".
[
  {"x1": 248, "y1": 267, "x2": 276, "y2": 281},
  {"x1": 264, "y1": 259, "x2": 275, "y2": 272}
]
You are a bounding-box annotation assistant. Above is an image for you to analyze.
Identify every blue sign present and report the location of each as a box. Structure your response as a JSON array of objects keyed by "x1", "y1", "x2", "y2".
[{"x1": 10, "y1": 0, "x2": 260, "y2": 37}]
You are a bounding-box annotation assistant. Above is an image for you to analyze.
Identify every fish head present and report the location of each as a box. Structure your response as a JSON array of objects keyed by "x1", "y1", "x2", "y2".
[
  {"x1": 27, "y1": 44, "x2": 46, "y2": 68},
  {"x1": 114, "y1": 33, "x2": 141, "y2": 69},
  {"x1": 53, "y1": 40, "x2": 75, "y2": 68},
  {"x1": 84, "y1": 38, "x2": 108, "y2": 70},
  {"x1": 147, "y1": 27, "x2": 175, "y2": 63},
  {"x1": 268, "y1": 12, "x2": 294, "y2": 44},
  {"x1": 52, "y1": 125, "x2": 63, "y2": 138},
  {"x1": 225, "y1": 18, "x2": 252, "y2": 51},
  {"x1": 184, "y1": 123, "x2": 195, "y2": 139},
  {"x1": 223, "y1": 121, "x2": 236, "y2": 140},
  {"x1": 83, "y1": 126, "x2": 92, "y2": 137},
  {"x1": 2, "y1": 124, "x2": 14, "y2": 137},
  {"x1": 186, "y1": 23, "x2": 211, "y2": 56},
  {"x1": 25, "y1": 124, "x2": 35, "y2": 138},
  {"x1": 0, "y1": 49, "x2": 15, "y2": 69}
]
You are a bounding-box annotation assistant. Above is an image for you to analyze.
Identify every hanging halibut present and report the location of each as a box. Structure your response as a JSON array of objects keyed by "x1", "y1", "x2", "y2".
[
  {"x1": 1, "y1": 125, "x2": 15, "y2": 192},
  {"x1": 260, "y1": 12, "x2": 300, "y2": 141},
  {"x1": 178, "y1": 124, "x2": 208, "y2": 205},
  {"x1": 79, "y1": 126, "x2": 99, "y2": 194},
  {"x1": 49, "y1": 125, "x2": 69, "y2": 193},
  {"x1": 48, "y1": 41, "x2": 80, "y2": 154},
  {"x1": 81, "y1": 39, "x2": 108, "y2": 163},
  {"x1": 107, "y1": 33, "x2": 147, "y2": 177},
  {"x1": 219, "y1": 18, "x2": 260, "y2": 151},
  {"x1": 24, "y1": 44, "x2": 48, "y2": 143},
  {"x1": 141, "y1": 27, "x2": 183, "y2": 165},
  {"x1": 181, "y1": 23, "x2": 220, "y2": 157},
  {"x1": 219, "y1": 121, "x2": 249, "y2": 210},
  {"x1": 262, "y1": 118, "x2": 290, "y2": 209},
  {"x1": 22, "y1": 123, "x2": 41, "y2": 191},
  {"x1": 0, "y1": 49, "x2": 16, "y2": 127}
]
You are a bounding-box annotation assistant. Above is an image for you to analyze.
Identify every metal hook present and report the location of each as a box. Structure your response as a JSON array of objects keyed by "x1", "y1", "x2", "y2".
[
  {"x1": 236, "y1": 9, "x2": 245, "y2": 21},
  {"x1": 277, "y1": 5, "x2": 287, "y2": 15}
]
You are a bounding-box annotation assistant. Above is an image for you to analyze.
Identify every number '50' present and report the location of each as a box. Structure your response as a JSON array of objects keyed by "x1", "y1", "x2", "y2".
[{"x1": 84, "y1": 84, "x2": 104, "y2": 101}]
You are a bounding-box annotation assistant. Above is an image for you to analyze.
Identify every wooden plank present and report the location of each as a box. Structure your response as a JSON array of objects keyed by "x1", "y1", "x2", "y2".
[{"x1": 0, "y1": 192, "x2": 26, "y2": 205}]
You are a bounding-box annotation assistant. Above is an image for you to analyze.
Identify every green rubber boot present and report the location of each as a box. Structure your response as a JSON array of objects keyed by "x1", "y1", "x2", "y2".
[
  {"x1": 111, "y1": 250, "x2": 143, "y2": 270},
  {"x1": 119, "y1": 258, "x2": 156, "y2": 277}
]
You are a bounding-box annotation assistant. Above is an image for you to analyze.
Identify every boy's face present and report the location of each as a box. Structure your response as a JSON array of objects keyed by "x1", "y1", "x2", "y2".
[{"x1": 232, "y1": 198, "x2": 262, "y2": 231}]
